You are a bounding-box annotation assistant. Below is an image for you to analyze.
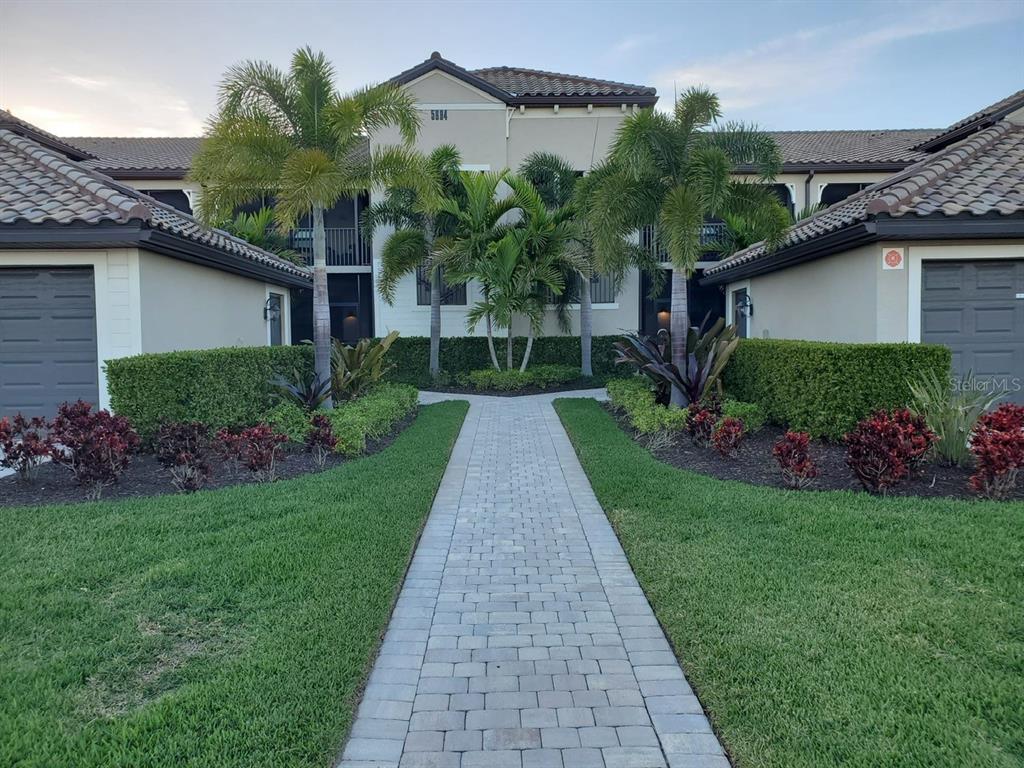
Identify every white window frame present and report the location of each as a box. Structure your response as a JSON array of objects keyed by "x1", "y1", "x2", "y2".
[{"x1": 265, "y1": 286, "x2": 291, "y2": 346}]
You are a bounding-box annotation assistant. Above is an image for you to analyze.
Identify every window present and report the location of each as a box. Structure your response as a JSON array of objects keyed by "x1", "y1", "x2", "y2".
[
  {"x1": 819, "y1": 183, "x2": 871, "y2": 207},
  {"x1": 267, "y1": 293, "x2": 283, "y2": 345},
  {"x1": 416, "y1": 266, "x2": 466, "y2": 305},
  {"x1": 543, "y1": 274, "x2": 618, "y2": 305}
]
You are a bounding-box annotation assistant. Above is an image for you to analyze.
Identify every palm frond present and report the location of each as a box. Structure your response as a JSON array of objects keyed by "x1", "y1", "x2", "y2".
[
  {"x1": 659, "y1": 184, "x2": 704, "y2": 274},
  {"x1": 274, "y1": 147, "x2": 349, "y2": 226},
  {"x1": 217, "y1": 60, "x2": 299, "y2": 135},
  {"x1": 334, "y1": 82, "x2": 420, "y2": 145},
  {"x1": 290, "y1": 47, "x2": 337, "y2": 149},
  {"x1": 378, "y1": 228, "x2": 429, "y2": 303},
  {"x1": 519, "y1": 151, "x2": 579, "y2": 209},
  {"x1": 704, "y1": 121, "x2": 782, "y2": 180}
]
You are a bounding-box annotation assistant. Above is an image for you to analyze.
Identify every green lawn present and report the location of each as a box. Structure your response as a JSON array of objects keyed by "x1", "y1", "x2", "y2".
[
  {"x1": 554, "y1": 398, "x2": 1023, "y2": 768},
  {"x1": 1, "y1": 400, "x2": 468, "y2": 768}
]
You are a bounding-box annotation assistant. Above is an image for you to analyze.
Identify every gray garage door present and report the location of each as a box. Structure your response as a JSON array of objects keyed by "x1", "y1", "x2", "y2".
[
  {"x1": 921, "y1": 260, "x2": 1023, "y2": 404},
  {"x1": 0, "y1": 268, "x2": 99, "y2": 419}
]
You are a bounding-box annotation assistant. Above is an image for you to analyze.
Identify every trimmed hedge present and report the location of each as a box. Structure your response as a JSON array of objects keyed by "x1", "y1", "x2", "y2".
[
  {"x1": 456, "y1": 364, "x2": 582, "y2": 392},
  {"x1": 385, "y1": 335, "x2": 627, "y2": 387},
  {"x1": 106, "y1": 346, "x2": 312, "y2": 438},
  {"x1": 607, "y1": 378, "x2": 688, "y2": 433},
  {"x1": 723, "y1": 339, "x2": 952, "y2": 440},
  {"x1": 328, "y1": 384, "x2": 419, "y2": 456}
]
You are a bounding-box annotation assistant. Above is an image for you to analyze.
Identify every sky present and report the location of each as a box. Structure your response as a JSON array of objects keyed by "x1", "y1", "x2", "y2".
[{"x1": 1, "y1": 0, "x2": 1022, "y2": 137}]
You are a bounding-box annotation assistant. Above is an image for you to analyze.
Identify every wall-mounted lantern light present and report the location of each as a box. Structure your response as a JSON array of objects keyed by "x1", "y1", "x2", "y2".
[
  {"x1": 734, "y1": 293, "x2": 754, "y2": 318},
  {"x1": 264, "y1": 296, "x2": 281, "y2": 322}
]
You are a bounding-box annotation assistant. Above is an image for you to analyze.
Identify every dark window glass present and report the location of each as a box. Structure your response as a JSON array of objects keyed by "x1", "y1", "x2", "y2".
[
  {"x1": 145, "y1": 189, "x2": 191, "y2": 213},
  {"x1": 819, "y1": 183, "x2": 870, "y2": 207},
  {"x1": 268, "y1": 293, "x2": 283, "y2": 345},
  {"x1": 416, "y1": 266, "x2": 466, "y2": 305},
  {"x1": 732, "y1": 288, "x2": 749, "y2": 339}
]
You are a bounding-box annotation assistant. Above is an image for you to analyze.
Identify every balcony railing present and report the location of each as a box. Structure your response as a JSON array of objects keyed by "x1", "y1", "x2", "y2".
[
  {"x1": 288, "y1": 227, "x2": 370, "y2": 267},
  {"x1": 641, "y1": 222, "x2": 728, "y2": 261}
]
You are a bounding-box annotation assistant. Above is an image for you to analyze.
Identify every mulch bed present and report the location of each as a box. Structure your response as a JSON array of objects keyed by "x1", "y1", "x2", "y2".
[
  {"x1": 423, "y1": 380, "x2": 602, "y2": 397},
  {"x1": 0, "y1": 412, "x2": 418, "y2": 508},
  {"x1": 606, "y1": 404, "x2": 1021, "y2": 502}
]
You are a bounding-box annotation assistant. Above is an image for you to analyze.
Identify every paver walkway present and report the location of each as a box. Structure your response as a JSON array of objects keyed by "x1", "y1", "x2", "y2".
[{"x1": 338, "y1": 392, "x2": 728, "y2": 768}]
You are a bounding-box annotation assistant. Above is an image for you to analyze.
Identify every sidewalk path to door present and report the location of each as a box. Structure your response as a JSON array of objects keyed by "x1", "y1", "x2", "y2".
[{"x1": 337, "y1": 390, "x2": 728, "y2": 768}]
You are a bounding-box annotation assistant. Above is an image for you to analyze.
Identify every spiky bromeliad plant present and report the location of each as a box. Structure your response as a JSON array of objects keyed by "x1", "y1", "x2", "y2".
[
  {"x1": 190, "y1": 46, "x2": 423, "y2": 407},
  {"x1": 330, "y1": 330, "x2": 400, "y2": 401},
  {"x1": 614, "y1": 314, "x2": 738, "y2": 406}
]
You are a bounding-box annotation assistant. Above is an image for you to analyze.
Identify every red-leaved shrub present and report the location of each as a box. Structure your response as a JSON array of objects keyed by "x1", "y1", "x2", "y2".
[
  {"x1": 712, "y1": 417, "x2": 745, "y2": 457},
  {"x1": 686, "y1": 405, "x2": 716, "y2": 448},
  {"x1": 156, "y1": 421, "x2": 213, "y2": 492},
  {"x1": 306, "y1": 414, "x2": 337, "y2": 468},
  {"x1": 237, "y1": 424, "x2": 287, "y2": 482},
  {"x1": 844, "y1": 408, "x2": 936, "y2": 494},
  {"x1": 0, "y1": 413, "x2": 52, "y2": 482},
  {"x1": 772, "y1": 431, "x2": 818, "y2": 490},
  {"x1": 214, "y1": 427, "x2": 244, "y2": 474},
  {"x1": 50, "y1": 400, "x2": 140, "y2": 498},
  {"x1": 969, "y1": 403, "x2": 1024, "y2": 499}
]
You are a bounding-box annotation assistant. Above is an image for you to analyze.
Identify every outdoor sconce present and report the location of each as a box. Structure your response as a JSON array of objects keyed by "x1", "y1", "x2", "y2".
[
  {"x1": 657, "y1": 309, "x2": 671, "y2": 328},
  {"x1": 263, "y1": 296, "x2": 281, "y2": 322},
  {"x1": 735, "y1": 293, "x2": 754, "y2": 318}
]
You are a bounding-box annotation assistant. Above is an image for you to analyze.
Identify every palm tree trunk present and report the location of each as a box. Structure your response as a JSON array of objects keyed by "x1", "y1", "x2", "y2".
[
  {"x1": 506, "y1": 328, "x2": 513, "y2": 371},
  {"x1": 311, "y1": 203, "x2": 333, "y2": 408},
  {"x1": 519, "y1": 326, "x2": 534, "y2": 373},
  {"x1": 486, "y1": 313, "x2": 500, "y2": 370},
  {"x1": 669, "y1": 267, "x2": 689, "y2": 407},
  {"x1": 579, "y1": 275, "x2": 593, "y2": 377},
  {"x1": 425, "y1": 221, "x2": 441, "y2": 380}
]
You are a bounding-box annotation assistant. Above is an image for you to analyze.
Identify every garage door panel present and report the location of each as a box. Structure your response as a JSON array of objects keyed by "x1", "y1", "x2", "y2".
[
  {"x1": 0, "y1": 268, "x2": 99, "y2": 419},
  {"x1": 921, "y1": 259, "x2": 1023, "y2": 404}
]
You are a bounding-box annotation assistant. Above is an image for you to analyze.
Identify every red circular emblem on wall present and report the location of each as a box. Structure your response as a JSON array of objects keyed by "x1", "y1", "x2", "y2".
[{"x1": 884, "y1": 249, "x2": 903, "y2": 268}]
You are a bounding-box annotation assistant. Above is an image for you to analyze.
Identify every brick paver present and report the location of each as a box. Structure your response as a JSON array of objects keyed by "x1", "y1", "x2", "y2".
[{"x1": 337, "y1": 392, "x2": 728, "y2": 768}]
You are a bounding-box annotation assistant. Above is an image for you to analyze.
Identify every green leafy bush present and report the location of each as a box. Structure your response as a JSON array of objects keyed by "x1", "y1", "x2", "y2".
[
  {"x1": 328, "y1": 384, "x2": 419, "y2": 456},
  {"x1": 331, "y1": 331, "x2": 400, "y2": 401},
  {"x1": 263, "y1": 401, "x2": 313, "y2": 443},
  {"x1": 723, "y1": 339, "x2": 951, "y2": 439},
  {"x1": 607, "y1": 377, "x2": 688, "y2": 434},
  {"x1": 908, "y1": 370, "x2": 1001, "y2": 466},
  {"x1": 722, "y1": 400, "x2": 766, "y2": 433},
  {"x1": 385, "y1": 336, "x2": 627, "y2": 388},
  {"x1": 106, "y1": 345, "x2": 313, "y2": 438},
  {"x1": 458, "y1": 364, "x2": 581, "y2": 392}
]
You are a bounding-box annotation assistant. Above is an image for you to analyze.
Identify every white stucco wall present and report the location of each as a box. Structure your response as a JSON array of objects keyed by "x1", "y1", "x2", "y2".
[
  {"x1": 724, "y1": 240, "x2": 1024, "y2": 343},
  {"x1": 369, "y1": 69, "x2": 642, "y2": 338},
  {"x1": 138, "y1": 249, "x2": 292, "y2": 353}
]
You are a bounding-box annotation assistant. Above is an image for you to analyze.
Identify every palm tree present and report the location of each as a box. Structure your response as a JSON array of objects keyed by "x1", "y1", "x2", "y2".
[
  {"x1": 586, "y1": 87, "x2": 789, "y2": 404},
  {"x1": 190, "y1": 46, "x2": 421, "y2": 406},
  {"x1": 518, "y1": 152, "x2": 595, "y2": 376},
  {"x1": 363, "y1": 145, "x2": 462, "y2": 380},
  {"x1": 436, "y1": 171, "x2": 521, "y2": 370},
  {"x1": 220, "y1": 206, "x2": 302, "y2": 264}
]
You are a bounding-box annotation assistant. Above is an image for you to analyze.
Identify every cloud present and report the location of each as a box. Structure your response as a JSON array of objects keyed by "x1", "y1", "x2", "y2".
[
  {"x1": 654, "y1": 1, "x2": 1023, "y2": 114},
  {"x1": 612, "y1": 34, "x2": 656, "y2": 57},
  {"x1": 9, "y1": 70, "x2": 204, "y2": 136}
]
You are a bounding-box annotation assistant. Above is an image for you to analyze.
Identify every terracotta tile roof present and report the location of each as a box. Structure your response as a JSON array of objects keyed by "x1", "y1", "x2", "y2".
[
  {"x1": 471, "y1": 66, "x2": 656, "y2": 102},
  {"x1": 761, "y1": 129, "x2": 938, "y2": 169},
  {"x1": 0, "y1": 128, "x2": 310, "y2": 282},
  {"x1": 391, "y1": 52, "x2": 658, "y2": 107},
  {"x1": 0, "y1": 108, "x2": 94, "y2": 161},
  {"x1": 705, "y1": 120, "x2": 1024, "y2": 279},
  {"x1": 914, "y1": 89, "x2": 1024, "y2": 151},
  {"x1": 67, "y1": 136, "x2": 203, "y2": 176}
]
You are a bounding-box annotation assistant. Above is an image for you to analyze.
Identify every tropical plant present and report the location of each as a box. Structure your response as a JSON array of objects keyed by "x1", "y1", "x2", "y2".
[
  {"x1": 969, "y1": 403, "x2": 1024, "y2": 500},
  {"x1": 908, "y1": 369, "x2": 1001, "y2": 466},
  {"x1": 330, "y1": 330, "x2": 400, "y2": 400},
  {"x1": 461, "y1": 175, "x2": 586, "y2": 371},
  {"x1": 365, "y1": 145, "x2": 462, "y2": 380},
  {"x1": 270, "y1": 367, "x2": 332, "y2": 411},
  {"x1": 613, "y1": 315, "x2": 739, "y2": 406},
  {"x1": 235, "y1": 424, "x2": 287, "y2": 483},
  {"x1": 519, "y1": 152, "x2": 602, "y2": 377},
  {"x1": 434, "y1": 171, "x2": 524, "y2": 369},
  {"x1": 712, "y1": 417, "x2": 746, "y2": 457},
  {"x1": 155, "y1": 421, "x2": 214, "y2": 492},
  {"x1": 686, "y1": 406, "x2": 717, "y2": 448},
  {"x1": 0, "y1": 414, "x2": 51, "y2": 482},
  {"x1": 49, "y1": 400, "x2": 140, "y2": 499},
  {"x1": 586, "y1": 87, "x2": 789, "y2": 404},
  {"x1": 773, "y1": 431, "x2": 818, "y2": 490},
  {"x1": 844, "y1": 409, "x2": 936, "y2": 494},
  {"x1": 190, "y1": 46, "x2": 421, "y2": 406},
  {"x1": 306, "y1": 413, "x2": 337, "y2": 468},
  {"x1": 220, "y1": 207, "x2": 302, "y2": 264}
]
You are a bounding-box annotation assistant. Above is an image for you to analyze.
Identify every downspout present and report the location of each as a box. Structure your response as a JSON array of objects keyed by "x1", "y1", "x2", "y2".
[
  {"x1": 505, "y1": 106, "x2": 514, "y2": 169},
  {"x1": 803, "y1": 170, "x2": 815, "y2": 212}
]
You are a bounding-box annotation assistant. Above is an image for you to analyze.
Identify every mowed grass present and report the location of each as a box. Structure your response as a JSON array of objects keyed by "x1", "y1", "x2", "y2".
[
  {"x1": 1, "y1": 400, "x2": 468, "y2": 768},
  {"x1": 554, "y1": 398, "x2": 1024, "y2": 768}
]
